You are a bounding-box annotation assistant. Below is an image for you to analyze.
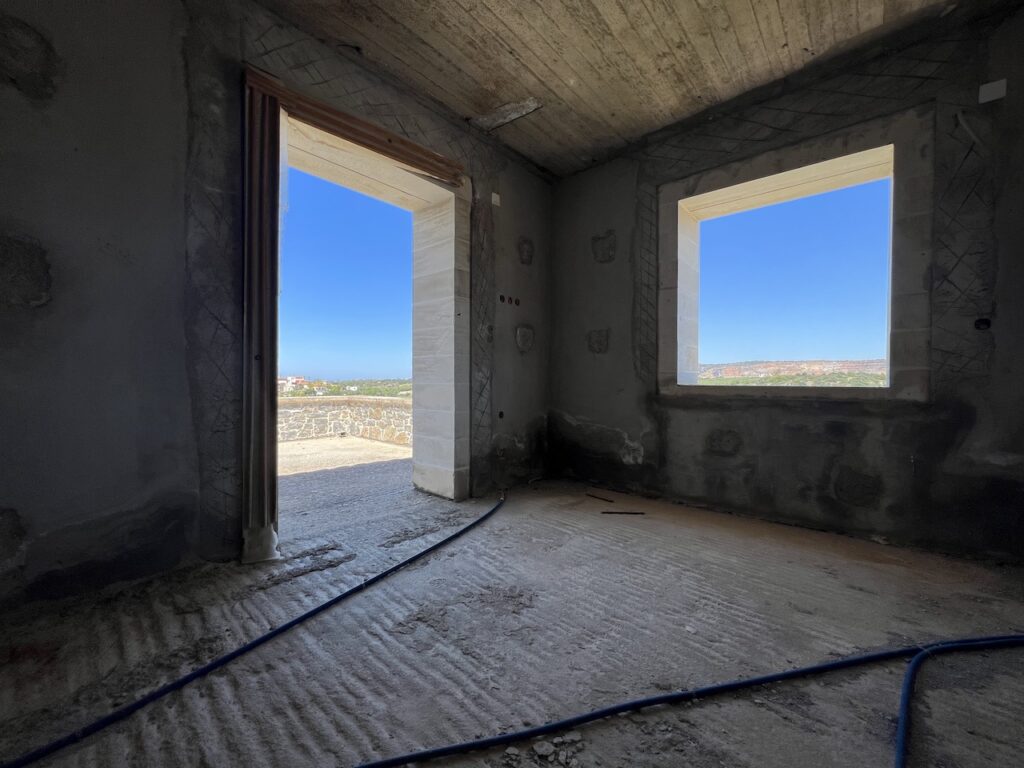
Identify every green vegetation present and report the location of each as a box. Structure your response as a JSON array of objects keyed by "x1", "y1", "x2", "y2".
[
  {"x1": 699, "y1": 372, "x2": 887, "y2": 387},
  {"x1": 285, "y1": 379, "x2": 412, "y2": 397}
]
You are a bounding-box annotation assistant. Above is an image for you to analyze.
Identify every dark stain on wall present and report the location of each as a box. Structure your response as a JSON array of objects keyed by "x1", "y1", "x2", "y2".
[
  {"x1": 591, "y1": 229, "x2": 616, "y2": 263},
  {"x1": 0, "y1": 508, "x2": 25, "y2": 562},
  {"x1": 0, "y1": 508, "x2": 26, "y2": 607},
  {"x1": 833, "y1": 466, "x2": 884, "y2": 508},
  {"x1": 597, "y1": 388, "x2": 1024, "y2": 558},
  {"x1": 491, "y1": 415, "x2": 547, "y2": 488},
  {"x1": 586, "y1": 328, "x2": 610, "y2": 354},
  {"x1": 0, "y1": 13, "x2": 62, "y2": 101},
  {"x1": 0, "y1": 233, "x2": 52, "y2": 308},
  {"x1": 923, "y1": 473, "x2": 1024, "y2": 556},
  {"x1": 517, "y1": 235, "x2": 534, "y2": 265},
  {"x1": 24, "y1": 497, "x2": 192, "y2": 602},
  {"x1": 547, "y1": 411, "x2": 658, "y2": 492},
  {"x1": 515, "y1": 324, "x2": 535, "y2": 353},
  {"x1": 704, "y1": 428, "x2": 743, "y2": 457}
]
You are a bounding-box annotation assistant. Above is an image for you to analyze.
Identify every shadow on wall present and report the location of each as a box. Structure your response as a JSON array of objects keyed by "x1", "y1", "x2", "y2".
[
  {"x1": 4, "y1": 494, "x2": 194, "y2": 607},
  {"x1": 0, "y1": 11, "x2": 64, "y2": 102}
]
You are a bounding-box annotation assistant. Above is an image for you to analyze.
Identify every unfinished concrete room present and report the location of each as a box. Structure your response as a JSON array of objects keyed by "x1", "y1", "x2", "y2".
[{"x1": 0, "y1": 1, "x2": 1022, "y2": 767}]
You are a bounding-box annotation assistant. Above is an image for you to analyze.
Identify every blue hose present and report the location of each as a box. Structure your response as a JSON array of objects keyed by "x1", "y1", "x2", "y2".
[
  {"x1": 0, "y1": 496, "x2": 506, "y2": 768},
  {"x1": 893, "y1": 635, "x2": 1024, "y2": 768},
  {"x1": 356, "y1": 634, "x2": 1024, "y2": 768}
]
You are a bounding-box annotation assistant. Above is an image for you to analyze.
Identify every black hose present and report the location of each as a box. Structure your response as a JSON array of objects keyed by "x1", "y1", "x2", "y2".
[
  {"x1": 357, "y1": 633, "x2": 1024, "y2": 768},
  {"x1": 0, "y1": 495, "x2": 506, "y2": 768}
]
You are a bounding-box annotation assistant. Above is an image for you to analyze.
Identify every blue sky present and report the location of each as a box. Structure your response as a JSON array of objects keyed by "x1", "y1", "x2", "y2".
[
  {"x1": 699, "y1": 178, "x2": 892, "y2": 364},
  {"x1": 279, "y1": 169, "x2": 890, "y2": 376},
  {"x1": 279, "y1": 168, "x2": 412, "y2": 379}
]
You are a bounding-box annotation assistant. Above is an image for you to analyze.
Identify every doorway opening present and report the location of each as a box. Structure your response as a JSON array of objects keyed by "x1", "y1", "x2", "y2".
[
  {"x1": 241, "y1": 72, "x2": 471, "y2": 562},
  {"x1": 277, "y1": 157, "x2": 415, "y2": 549}
]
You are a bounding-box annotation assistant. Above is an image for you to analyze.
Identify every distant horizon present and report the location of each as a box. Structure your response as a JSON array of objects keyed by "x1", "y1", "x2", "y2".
[
  {"x1": 278, "y1": 375, "x2": 412, "y2": 381},
  {"x1": 699, "y1": 357, "x2": 886, "y2": 366},
  {"x1": 276, "y1": 360, "x2": 892, "y2": 382}
]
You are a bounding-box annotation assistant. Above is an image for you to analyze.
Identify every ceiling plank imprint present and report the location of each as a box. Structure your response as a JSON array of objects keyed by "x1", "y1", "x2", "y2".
[
  {"x1": 475, "y1": 1, "x2": 640, "y2": 140},
  {"x1": 326, "y1": 0, "x2": 592, "y2": 172},
  {"x1": 258, "y1": 0, "x2": 1010, "y2": 175},
  {"x1": 831, "y1": 0, "x2": 864, "y2": 46},
  {"x1": 725, "y1": 0, "x2": 784, "y2": 84},
  {"x1": 520, "y1": 0, "x2": 667, "y2": 139},
  {"x1": 641, "y1": 0, "x2": 729, "y2": 102},
  {"x1": 387, "y1": 0, "x2": 616, "y2": 171},
  {"x1": 447, "y1": 0, "x2": 631, "y2": 159},
  {"x1": 857, "y1": 0, "x2": 886, "y2": 34},
  {"x1": 609, "y1": 0, "x2": 712, "y2": 113},
  {"x1": 775, "y1": 0, "x2": 817, "y2": 67},
  {"x1": 747, "y1": 0, "x2": 795, "y2": 76},
  {"x1": 420, "y1": 1, "x2": 606, "y2": 142}
]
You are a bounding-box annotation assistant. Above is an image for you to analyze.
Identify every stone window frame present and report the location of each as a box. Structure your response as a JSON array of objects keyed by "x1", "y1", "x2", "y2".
[{"x1": 657, "y1": 107, "x2": 934, "y2": 401}]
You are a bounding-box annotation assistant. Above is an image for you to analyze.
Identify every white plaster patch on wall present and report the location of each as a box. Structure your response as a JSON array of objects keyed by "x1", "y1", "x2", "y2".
[{"x1": 619, "y1": 437, "x2": 645, "y2": 466}]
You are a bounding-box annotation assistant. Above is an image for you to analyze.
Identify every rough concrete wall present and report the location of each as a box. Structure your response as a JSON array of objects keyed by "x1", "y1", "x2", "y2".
[
  {"x1": 0, "y1": 1, "x2": 199, "y2": 602},
  {"x1": 550, "y1": 10, "x2": 1024, "y2": 559},
  {"x1": 277, "y1": 397, "x2": 412, "y2": 445},
  {"x1": 490, "y1": 164, "x2": 553, "y2": 486},
  {"x1": 0, "y1": 0, "x2": 552, "y2": 601},
  {"x1": 550, "y1": 158, "x2": 659, "y2": 487},
  {"x1": 988, "y1": 9, "x2": 1024, "y2": 467}
]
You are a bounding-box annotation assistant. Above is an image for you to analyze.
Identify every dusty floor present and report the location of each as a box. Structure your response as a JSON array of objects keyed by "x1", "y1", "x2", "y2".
[
  {"x1": 2, "y1": 483, "x2": 1023, "y2": 767},
  {"x1": 277, "y1": 436, "x2": 411, "y2": 476}
]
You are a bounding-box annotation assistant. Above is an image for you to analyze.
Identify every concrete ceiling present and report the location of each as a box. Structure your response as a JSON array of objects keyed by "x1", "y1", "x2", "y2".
[{"x1": 261, "y1": 0, "x2": 985, "y2": 176}]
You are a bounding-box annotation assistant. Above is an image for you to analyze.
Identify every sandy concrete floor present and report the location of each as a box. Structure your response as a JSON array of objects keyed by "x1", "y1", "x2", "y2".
[
  {"x1": 2, "y1": 482, "x2": 1023, "y2": 767},
  {"x1": 277, "y1": 436, "x2": 412, "y2": 476}
]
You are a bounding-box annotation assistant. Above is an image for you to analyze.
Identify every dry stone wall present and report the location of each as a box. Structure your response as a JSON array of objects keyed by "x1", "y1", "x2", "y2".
[{"x1": 278, "y1": 396, "x2": 412, "y2": 446}]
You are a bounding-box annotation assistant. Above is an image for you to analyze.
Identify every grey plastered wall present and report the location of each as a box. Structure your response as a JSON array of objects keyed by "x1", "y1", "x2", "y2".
[
  {"x1": 0, "y1": 0, "x2": 553, "y2": 601},
  {"x1": 549, "y1": 158, "x2": 659, "y2": 485},
  {"x1": 490, "y1": 163, "x2": 552, "y2": 487},
  {"x1": 0, "y1": 1, "x2": 198, "y2": 601},
  {"x1": 549, "y1": 9, "x2": 1024, "y2": 559}
]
